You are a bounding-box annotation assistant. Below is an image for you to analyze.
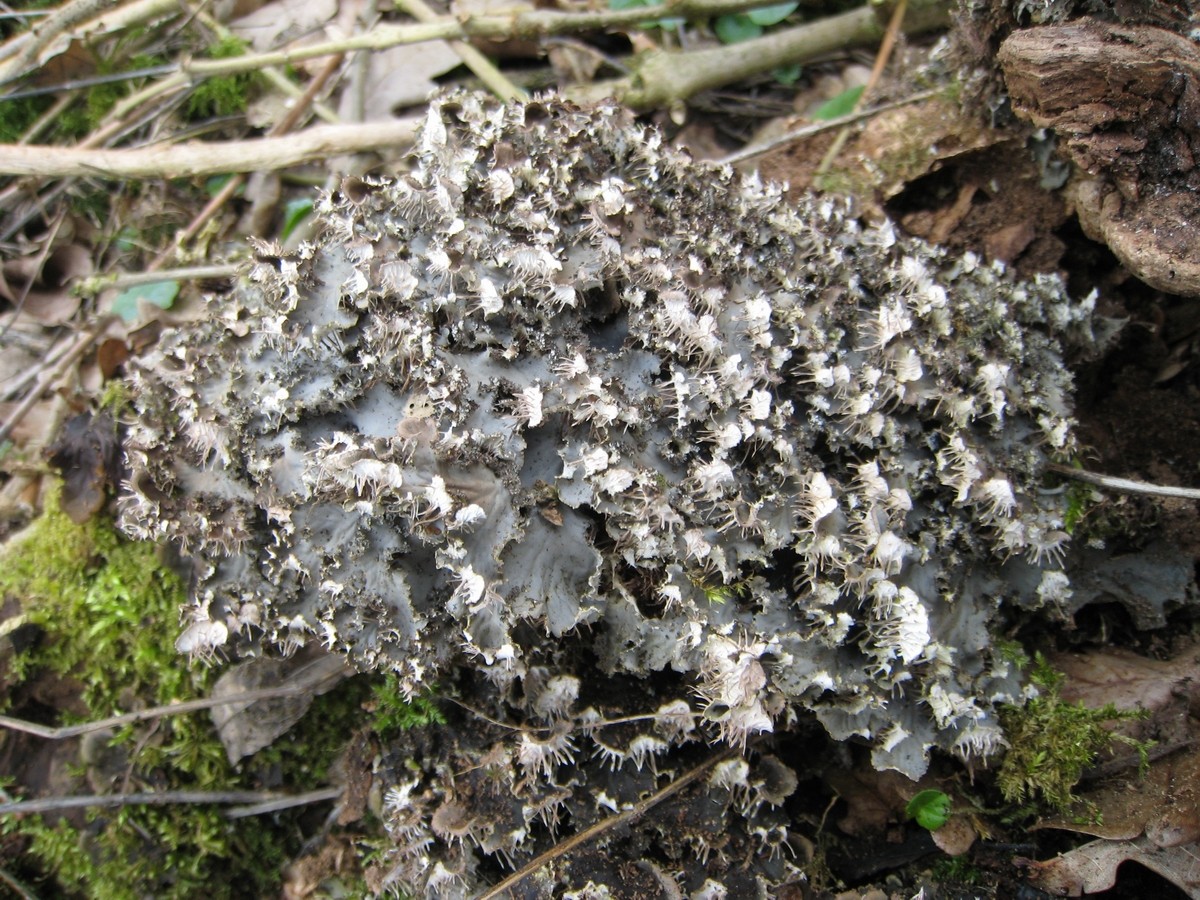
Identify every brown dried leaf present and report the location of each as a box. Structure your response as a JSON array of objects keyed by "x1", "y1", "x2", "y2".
[
  {"x1": 334, "y1": 43, "x2": 461, "y2": 121},
  {"x1": 931, "y1": 814, "x2": 977, "y2": 856},
  {"x1": 1027, "y1": 642, "x2": 1200, "y2": 841},
  {"x1": 0, "y1": 243, "x2": 92, "y2": 326},
  {"x1": 1020, "y1": 835, "x2": 1200, "y2": 898},
  {"x1": 210, "y1": 649, "x2": 352, "y2": 763},
  {"x1": 826, "y1": 766, "x2": 949, "y2": 836},
  {"x1": 96, "y1": 339, "x2": 130, "y2": 380},
  {"x1": 47, "y1": 411, "x2": 121, "y2": 524},
  {"x1": 0, "y1": 398, "x2": 60, "y2": 448},
  {"x1": 1047, "y1": 642, "x2": 1200, "y2": 732},
  {"x1": 230, "y1": 0, "x2": 338, "y2": 51}
]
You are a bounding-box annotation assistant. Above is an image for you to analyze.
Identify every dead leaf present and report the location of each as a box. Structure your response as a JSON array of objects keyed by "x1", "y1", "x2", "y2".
[
  {"x1": 47, "y1": 410, "x2": 121, "y2": 524},
  {"x1": 1019, "y1": 835, "x2": 1200, "y2": 898},
  {"x1": 931, "y1": 814, "x2": 977, "y2": 856},
  {"x1": 230, "y1": 0, "x2": 339, "y2": 51},
  {"x1": 96, "y1": 339, "x2": 130, "y2": 380},
  {"x1": 0, "y1": 243, "x2": 92, "y2": 326},
  {"x1": 238, "y1": 171, "x2": 282, "y2": 237},
  {"x1": 210, "y1": 648, "x2": 352, "y2": 763},
  {"x1": 547, "y1": 44, "x2": 603, "y2": 85},
  {"x1": 0, "y1": 397, "x2": 61, "y2": 449},
  {"x1": 826, "y1": 766, "x2": 955, "y2": 837},
  {"x1": 1047, "y1": 640, "x2": 1200, "y2": 738},
  {"x1": 983, "y1": 219, "x2": 1037, "y2": 264},
  {"x1": 335, "y1": 43, "x2": 461, "y2": 121}
]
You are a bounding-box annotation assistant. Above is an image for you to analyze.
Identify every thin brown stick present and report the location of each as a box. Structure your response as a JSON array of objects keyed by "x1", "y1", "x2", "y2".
[
  {"x1": 0, "y1": 864, "x2": 38, "y2": 900},
  {"x1": 0, "y1": 683, "x2": 336, "y2": 741},
  {"x1": 0, "y1": 120, "x2": 419, "y2": 178},
  {"x1": 0, "y1": 0, "x2": 178, "y2": 74},
  {"x1": 224, "y1": 787, "x2": 343, "y2": 819},
  {"x1": 569, "y1": 0, "x2": 947, "y2": 109},
  {"x1": 815, "y1": 0, "x2": 907, "y2": 175},
  {"x1": 26, "y1": 0, "x2": 834, "y2": 109},
  {"x1": 192, "y1": 8, "x2": 341, "y2": 125},
  {"x1": 477, "y1": 745, "x2": 739, "y2": 900},
  {"x1": 0, "y1": 337, "x2": 70, "y2": 401},
  {"x1": 717, "y1": 88, "x2": 939, "y2": 165},
  {"x1": 0, "y1": 210, "x2": 65, "y2": 343},
  {"x1": 0, "y1": 0, "x2": 115, "y2": 83},
  {"x1": 0, "y1": 317, "x2": 109, "y2": 445},
  {"x1": 0, "y1": 787, "x2": 341, "y2": 817}
]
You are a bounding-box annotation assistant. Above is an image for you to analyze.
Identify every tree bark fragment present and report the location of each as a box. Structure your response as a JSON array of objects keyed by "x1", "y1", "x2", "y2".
[{"x1": 998, "y1": 20, "x2": 1200, "y2": 296}]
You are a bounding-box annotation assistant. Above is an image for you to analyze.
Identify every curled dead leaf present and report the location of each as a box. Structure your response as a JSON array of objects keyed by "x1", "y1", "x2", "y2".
[
  {"x1": 47, "y1": 410, "x2": 122, "y2": 524},
  {"x1": 0, "y1": 243, "x2": 93, "y2": 326},
  {"x1": 210, "y1": 648, "x2": 352, "y2": 763},
  {"x1": 931, "y1": 814, "x2": 977, "y2": 856}
]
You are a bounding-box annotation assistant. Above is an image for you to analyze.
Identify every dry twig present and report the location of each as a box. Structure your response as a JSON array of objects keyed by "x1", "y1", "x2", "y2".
[
  {"x1": 0, "y1": 683, "x2": 346, "y2": 741},
  {"x1": 1046, "y1": 463, "x2": 1200, "y2": 501},
  {"x1": 151, "y1": 52, "x2": 347, "y2": 270},
  {"x1": 477, "y1": 746, "x2": 741, "y2": 900},
  {"x1": 0, "y1": 787, "x2": 341, "y2": 818},
  {"x1": 815, "y1": 0, "x2": 907, "y2": 174}
]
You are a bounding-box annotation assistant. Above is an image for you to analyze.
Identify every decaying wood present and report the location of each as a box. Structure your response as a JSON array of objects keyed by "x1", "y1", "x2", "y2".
[{"x1": 998, "y1": 21, "x2": 1200, "y2": 296}]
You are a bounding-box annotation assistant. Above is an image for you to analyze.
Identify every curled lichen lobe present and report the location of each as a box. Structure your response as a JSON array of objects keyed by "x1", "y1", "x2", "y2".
[{"x1": 122, "y1": 93, "x2": 1091, "y2": 789}]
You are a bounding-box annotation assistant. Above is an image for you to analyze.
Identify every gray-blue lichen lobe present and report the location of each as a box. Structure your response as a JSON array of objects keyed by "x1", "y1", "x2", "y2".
[{"x1": 122, "y1": 92, "x2": 1095, "y2": 890}]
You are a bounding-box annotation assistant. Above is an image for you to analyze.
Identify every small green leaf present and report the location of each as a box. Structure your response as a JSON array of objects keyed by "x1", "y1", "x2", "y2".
[
  {"x1": 608, "y1": 0, "x2": 683, "y2": 29},
  {"x1": 114, "y1": 226, "x2": 140, "y2": 253},
  {"x1": 746, "y1": 1, "x2": 797, "y2": 26},
  {"x1": 204, "y1": 174, "x2": 246, "y2": 196},
  {"x1": 112, "y1": 280, "x2": 180, "y2": 323},
  {"x1": 811, "y1": 85, "x2": 865, "y2": 121},
  {"x1": 281, "y1": 197, "x2": 315, "y2": 241},
  {"x1": 906, "y1": 789, "x2": 952, "y2": 831},
  {"x1": 773, "y1": 63, "x2": 802, "y2": 85},
  {"x1": 715, "y1": 13, "x2": 763, "y2": 43}
]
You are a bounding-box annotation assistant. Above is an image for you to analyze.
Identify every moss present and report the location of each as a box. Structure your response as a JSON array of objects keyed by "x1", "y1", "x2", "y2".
[
  {"x1": 0, "y1": 483, "x2": 380, "y2": 897},
  {"x1": 371, "y1": 679, "x2": 446, "y2": 738},
  {"x1": 0, "y1": 95, "x2": 53, "y2": 143},
  {"x1": 997, "y1": 654, "x2": 1150, "y2": 813},
  {"x1": 51, "y1": 52, "x2": 170, "y2": 141},
  {"x1": 0, "y1": 483, "x2": 199, "y2": 712},
  {"x1": 932, "y1": 855, "x2": 982, "y2": 884},
  {"x1": 185, "y1": 36, "x2": 261, "y2": 121}
]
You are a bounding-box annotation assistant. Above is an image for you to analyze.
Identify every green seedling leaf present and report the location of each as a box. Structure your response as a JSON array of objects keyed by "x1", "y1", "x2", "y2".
[
  {"x1": 812, "y1": 85, "x2": 865, "y2": 121},
  {"x1": 281, "y1": 197, "x2": 315, "y2": 241},
  {"x1": 715, "y1": 13, "x2": 763, "y2": 43},
  {"x1": 746, "y1": 1, "x2": 797, "y2": 25},
  {"x1": 906, "y1": 789, "x2": 952, "y2": 831},
  {"x1": 112, "y1": 280, "x2": 179, "y2": 323},
  {"x1": 773, "y1": 63, "x2": 802, "y2": 85},
  {"x1": 114, "y1": 226, "x2": 140, "y2": 253},
  {"x1": 608, "y1": 0, "x2": 683, "y2": 29},
  {"x1": 204, "y1": 174, "x2": 244, "y2": 197}
]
